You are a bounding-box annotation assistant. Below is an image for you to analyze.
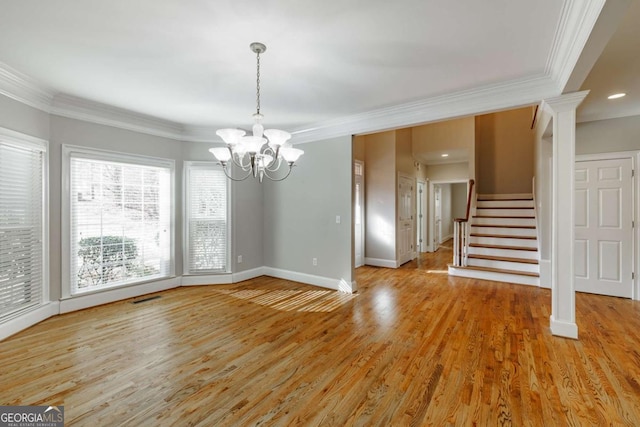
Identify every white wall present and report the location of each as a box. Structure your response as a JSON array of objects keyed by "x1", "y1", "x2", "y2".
[
  {"x1": 0, "y1": 95, "x2": 50, "y2": 140},
  {"x1": 576, "y1": 115, "x2": 640, "y2": 154},
  {"x1": 263, "y1": 136, "x2": 353, "y2": 290},
  {"x1": 439, "y1": 184, "x2": 453, "y2": 241}
]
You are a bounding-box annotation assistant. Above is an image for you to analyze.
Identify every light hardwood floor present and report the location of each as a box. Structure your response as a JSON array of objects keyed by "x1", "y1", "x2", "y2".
[{"x1": 2, "y1": 247, "x2": 640, "y2": 426}]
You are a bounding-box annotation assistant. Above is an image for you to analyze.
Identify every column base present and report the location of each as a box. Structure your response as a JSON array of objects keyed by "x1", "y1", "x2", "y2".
[{"x1": 550, "y1": 315, "x2": 578, "y2": 339}]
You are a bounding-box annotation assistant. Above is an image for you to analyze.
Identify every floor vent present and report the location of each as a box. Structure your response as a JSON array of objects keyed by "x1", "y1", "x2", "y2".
[{"x1": 132, "y1": 295, "x2": 161, "y2": 304}]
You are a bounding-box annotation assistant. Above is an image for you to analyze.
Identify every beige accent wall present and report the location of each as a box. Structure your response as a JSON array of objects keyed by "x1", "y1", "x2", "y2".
[
  {"x1": 475, "y1": 107, "x2": 535, "y2": 194},
  {"x1": 363, "y1": 131, "x2": 397, "y2": 262},
  {"x1": 353, "y1": 135, "x2": 366, "y2": 161},
  {"x1": 411, "y1": 117, "x2": 474, "y2": 155},
  {"x1": 424, "y1": 162, "x2": 469, "y2": 181},
  {"x1": 451, "y1": 182, "x2": 468, "y2": 220},
  {"x1": 395, "y1": 128, "x2": 415, "y2": 177}
]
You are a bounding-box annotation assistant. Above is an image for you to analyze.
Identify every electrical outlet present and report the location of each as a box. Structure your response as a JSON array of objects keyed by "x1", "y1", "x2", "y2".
[
  {"x1": 335, "y1": 215, "x2": 341, "y2": 224},
  {"x1": 237, "y1": 255, "x2": 243, "y2": 263},
  {"x1": 312, "y1": 258, "x2": 317, "y2": 266}
]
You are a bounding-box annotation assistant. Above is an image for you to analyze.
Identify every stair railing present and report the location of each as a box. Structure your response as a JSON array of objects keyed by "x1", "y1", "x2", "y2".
[{"x1": 453, "y1": 179, "x2": 475, "y2": 267}]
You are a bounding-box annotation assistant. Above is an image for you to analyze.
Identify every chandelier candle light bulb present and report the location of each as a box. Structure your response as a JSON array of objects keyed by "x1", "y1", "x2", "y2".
[{"x1": 210, "y1": 42, "x2": 304, "y2": 182}]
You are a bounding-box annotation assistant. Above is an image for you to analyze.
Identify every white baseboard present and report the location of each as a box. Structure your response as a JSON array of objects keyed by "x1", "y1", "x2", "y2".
[
  {"x1": 59, "y1": 277, "x2": 181, "y2": 313},
  {"x1": 232, "y1": 267, "x2": 266, "y2": 283},
  {"x1": 539, "y1": 259, "x2": 551, "y2": 288},
  {"x1": 550, "y1": 315, "x2": 578, "y2": 339},
  {"x1": 440, "y1": 234, "x2": 453, "y2": 243},
  {"x1": 181, "y1": 274, "x2": 232, "y2": 286},
  {"x1": 364, "y1": 257, "x2": 399, "y2": 268},
  {"x1": 181, "y1": 267, "x2": 266, "y2": 286},
  {"x1": 0, "y1": 302, "x2": 60, "y2": 342},
  {"x1": 262, "y1": 267, "x2": 354, "y2": 293}
]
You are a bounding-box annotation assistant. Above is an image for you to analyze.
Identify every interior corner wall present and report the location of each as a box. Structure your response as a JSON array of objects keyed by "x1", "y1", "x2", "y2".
[
  {"x1": 363, "y1": 131, "x2": 397, "y2": 262},
  {"x1": 353, "y1": 135, "x2": 366, "y2": 161},
  {"x1": 576, "y1": 115, "x2": 640, "y2": 154},
  {"x1": 476, "y1": 107, "x2": 535, "y2": 194},
  {"x1": 49, "y1": 116, "x2": 185, "y2": 300},
  {"x1": 451, "y1": 182, "x2": 467, "y2": 219},
  {"x1": 440, "y1": 184, "x2": 453, "y2": 240},
  {"x1": 262, "y1": 135, "x2": 353, "y2": 287},
  {"x1": 0, "y1": 94, "x2": 50, "y2": 140},
  {"x1": 181, "y1": 141, "x2": 264, "y2": 273}
]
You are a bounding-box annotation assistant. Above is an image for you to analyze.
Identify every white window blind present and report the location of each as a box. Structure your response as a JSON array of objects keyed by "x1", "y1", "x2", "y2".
[
  {"x1": 0, "y1": 140, "x2": 45, "y2": 322},
  {"x1": 69, "y1": 153, "x2": 171, "y2": 294},
  {"x1": 185, "y1": 163, "x2": 229, "y2": 274}
]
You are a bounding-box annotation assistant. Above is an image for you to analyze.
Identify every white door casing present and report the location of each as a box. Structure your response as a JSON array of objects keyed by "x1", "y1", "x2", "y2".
[
  {"x1": 417, "y1": 181, "x2": 427, "y2": 253},
  {"x1": 434, "y1": 185, "x2": 442, "y2": 248},
  {"x1": 354, "y1": 161, "x2": 365, "y2": 268},
  {"x1": 398, "y1": 174, "x2": 415, "y2": 265},
  {"x1": 575, "y1": 157, "x2": 633, "y2": 298}
]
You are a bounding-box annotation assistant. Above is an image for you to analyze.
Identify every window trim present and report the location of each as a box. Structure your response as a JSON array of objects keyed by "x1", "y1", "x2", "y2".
[
  {"x1": 0, "y1": 127, "x2": 49, "y2": 320},
  {"x1": 61, "y1": 145, "x2": 175, "y2": 299},
  {"x1": 183, "y1": 161, "x2": 231, "y2": 275}
]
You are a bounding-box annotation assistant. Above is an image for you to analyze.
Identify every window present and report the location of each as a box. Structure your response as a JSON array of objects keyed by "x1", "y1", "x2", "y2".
[
  {"x1": 0, "y1": 129, "x2": 47, "y2": 322},
  {"x1": 184, "y1": 162, "x2": 229, "y2": 274},
  {"x1": 64, "y1": 147, "x2": 173, "y2": 295}
]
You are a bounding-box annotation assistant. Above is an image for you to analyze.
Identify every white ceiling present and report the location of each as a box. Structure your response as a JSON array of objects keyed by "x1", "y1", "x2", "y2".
[
  {"x1": 2, "y1": 0, "x2": 632, "y2": 146},
  {"x1": 0, "y1": 0, "x2": 569, "y2": 135},
  {"x1": 577, "y1": 0, "x2": 640, "y2": 122}
]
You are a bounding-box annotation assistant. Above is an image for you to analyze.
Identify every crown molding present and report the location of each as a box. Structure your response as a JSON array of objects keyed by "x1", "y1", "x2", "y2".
[
  {"x1": 290, "y1": 74, "x2": 559, "y2": 144},
  {"x1": 51, "y1": 94, "x2": 185, "y2": 141},
  {"x1": 545, "y1": 0, "x2": 606, "y2": 93},
  {"x1": 0, "y1": 61, "x2": 54, "y2": 112}
]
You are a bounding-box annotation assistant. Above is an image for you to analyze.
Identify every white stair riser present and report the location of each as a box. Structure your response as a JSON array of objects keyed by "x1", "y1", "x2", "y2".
[
  {"x1": 469, "y1": 236, "x2": 538, "y2": 248},
  {"x1": 467, "y1": 258, "x2": 539, "y2": 273},
  {"x1": 477, "y1": 200, "x2": 534, "y2": 208},
  {"x1": 468, "y1": 246, "x2": 539, "y2": 260},
  {"x1": 472, "y1": 217, "x2": 536, "y2": 227},
  {"x1": 448, "y1": 266, "x2": 539, "y2": 286},
  {"x1": 470, "y1": 226, "x2": 537, "y2": 237},
  {"x1": 475, "y1": 208, "x2": 535, "y2": 217}
]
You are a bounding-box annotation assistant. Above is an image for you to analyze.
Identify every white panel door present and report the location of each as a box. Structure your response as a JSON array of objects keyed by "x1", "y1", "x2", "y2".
[
  {"x1": 575, "y1": 158, "x2": 633, "y2": 298},
  {"x1": 434, "y1": 186, "x2": 442, "y2": 249},
  {"x1": 398, "y1": 175, "x2": 415, "y2": 265},
  {"x1": 417, "y1": 181, "x2": 426, "y2": 253}
]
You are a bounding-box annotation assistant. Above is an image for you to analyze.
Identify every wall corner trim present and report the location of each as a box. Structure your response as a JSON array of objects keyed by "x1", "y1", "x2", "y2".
[{"x1": 262, "y1": 267, "x2": 346, "y2": 292}]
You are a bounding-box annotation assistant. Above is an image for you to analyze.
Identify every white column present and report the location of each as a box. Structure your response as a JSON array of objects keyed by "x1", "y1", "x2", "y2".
[{"x1": 542, "y1": 91, "x2": 589, "y2": 339}]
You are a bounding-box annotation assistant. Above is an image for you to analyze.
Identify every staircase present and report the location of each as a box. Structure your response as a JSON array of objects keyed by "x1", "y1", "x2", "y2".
[{"x1": 449, "y1": 194, "x2": 540, "y2": 286}]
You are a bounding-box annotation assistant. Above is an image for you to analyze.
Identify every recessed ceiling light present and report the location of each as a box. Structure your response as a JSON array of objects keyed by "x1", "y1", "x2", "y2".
[
  {"x1": 441, "y1": 153, "x2": 449, "y2": 157},
  {"x1": 608, "y1": 93, "x2": 626, "y2": 100}
]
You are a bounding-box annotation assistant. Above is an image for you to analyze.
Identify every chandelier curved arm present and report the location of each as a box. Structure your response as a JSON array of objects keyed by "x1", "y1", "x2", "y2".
[
  {"x1": 261, "y1": 162, "x2": 296, "y2": 182},
  {"x1": 218, "y1": 162, "x2": 253, "y2": 181},
  {"x1": 229, "y1": 152, "x2": 253, "y2": 171}
]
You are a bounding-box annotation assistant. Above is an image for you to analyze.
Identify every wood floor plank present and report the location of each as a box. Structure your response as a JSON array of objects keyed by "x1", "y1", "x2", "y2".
[{"x1": 2, "y1": 246, "x2": 640, "y2": 426}]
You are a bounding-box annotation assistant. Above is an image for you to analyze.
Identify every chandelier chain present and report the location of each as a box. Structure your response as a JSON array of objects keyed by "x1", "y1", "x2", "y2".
[{"x1": 256, "y1": 50, "x2": 261, "y2": 115}]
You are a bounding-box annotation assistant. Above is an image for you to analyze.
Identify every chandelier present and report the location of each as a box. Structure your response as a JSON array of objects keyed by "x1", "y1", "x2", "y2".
[{"x1": 210, "y1": 42, "x2": 304, "y2": 182}]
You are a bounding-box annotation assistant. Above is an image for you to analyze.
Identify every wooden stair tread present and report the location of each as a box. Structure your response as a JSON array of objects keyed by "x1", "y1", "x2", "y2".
[
  {"x1": 473, "y1": 215, "x2": 535, "y2": 219},
  {"x1": 477, "y1": 206, "x2": 533, "y2": 209},
  {"x1": 468, "y1": 254, "x2": 538, "y2": 264},
  {"x1": 471, "y1": 233, "x2": 537, "y2": 240},
  {"x1": 469, "y1": 243, "x2": 537, "y2": 251},
  {"x1": 477, "y1": 197, "x2": 533, "y2": 201},
  {"x1": 452, "y1": 265, "x2": 540, "y2": 277},
  {"x1": 472, "y1": 224, "x2": 536, "y2": 229}
]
